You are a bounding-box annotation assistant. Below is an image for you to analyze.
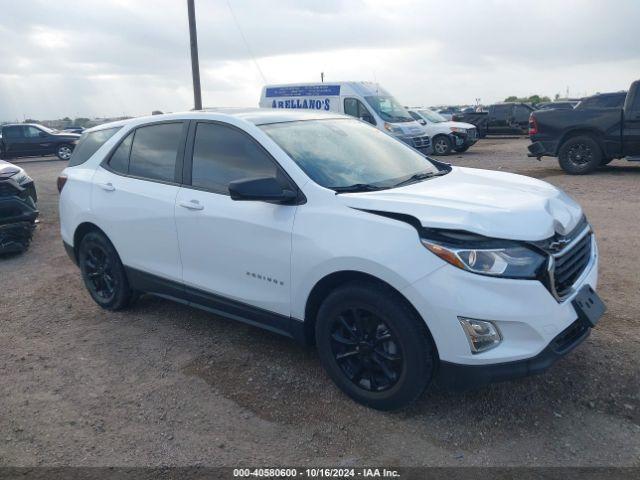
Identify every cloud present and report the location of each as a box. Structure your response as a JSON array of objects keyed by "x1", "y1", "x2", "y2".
[{"x1": 0, "y1": 0, "x2": 638, "y2": 120}]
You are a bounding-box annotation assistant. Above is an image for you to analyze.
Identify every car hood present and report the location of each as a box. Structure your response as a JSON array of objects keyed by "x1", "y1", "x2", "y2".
[
  {"x1": 52, "y1": 132, "x2": 81, "y2": 140},
  {"x1": 391, "y1": 121, "x2": 428, "y2": 136},
  {"x1": 0, "y1": 160, "x2": 24, "y2": 178},
  {"x1": 338, "y1": 167, "x2": 583, "y2": 241},
  {"x1": 446, "y1": 120, "x2": 476, "y2": 130}
]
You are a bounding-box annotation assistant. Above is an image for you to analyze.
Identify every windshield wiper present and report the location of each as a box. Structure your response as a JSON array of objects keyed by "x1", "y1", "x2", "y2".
[
  {"x1": 392, "y1": 170, "x2": 447, "y2": 188},
  {"x1": 332, "y1": 183, "x2": 388, "y2": 193}
]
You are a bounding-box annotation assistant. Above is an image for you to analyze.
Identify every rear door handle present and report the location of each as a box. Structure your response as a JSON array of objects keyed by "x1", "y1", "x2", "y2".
[
  {"x1": 98, "y1": 182, "x2": 115, "y2": 192},
  {"x1": 179, "y1": 200, "x2": 204, "y2": 211}
]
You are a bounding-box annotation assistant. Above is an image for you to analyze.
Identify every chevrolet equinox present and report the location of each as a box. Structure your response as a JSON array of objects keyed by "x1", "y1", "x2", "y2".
[{"x1": 58, "y1": 110, "x2": 605, "y2": 410}]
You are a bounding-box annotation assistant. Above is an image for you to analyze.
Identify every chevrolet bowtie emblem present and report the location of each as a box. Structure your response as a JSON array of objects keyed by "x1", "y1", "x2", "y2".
[{"x1": 548, "y1": 238, "x2": 571, "y2": 252}]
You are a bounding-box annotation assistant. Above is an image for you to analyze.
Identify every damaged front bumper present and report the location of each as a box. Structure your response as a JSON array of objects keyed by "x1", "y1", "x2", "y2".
[{"x1": 0, "y1": 178, "x2": 39, "y2": 254}]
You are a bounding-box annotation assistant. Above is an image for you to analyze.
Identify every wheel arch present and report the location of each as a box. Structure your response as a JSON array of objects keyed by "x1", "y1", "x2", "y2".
[
  {"x1": 72, "y1": 222, "x2": 109, "y2": 262},
  {"x1": 302, "y1": 270, "x2": 433, "y2": 348},
  {"x1": 557, "y1": 128, "x2": 605, "y2": 155}
]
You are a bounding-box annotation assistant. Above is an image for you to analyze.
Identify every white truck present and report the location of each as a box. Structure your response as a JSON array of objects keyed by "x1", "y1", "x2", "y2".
[
  {"x1": 259, "y1": 82, "x2": 433, "y2": 155},
  {"x1": 407, "y1": 108, "x2": 478, "y2": 155}
]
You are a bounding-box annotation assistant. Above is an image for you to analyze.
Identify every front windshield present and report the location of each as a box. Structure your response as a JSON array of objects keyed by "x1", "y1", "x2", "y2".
[
  {"x1": 364, "y1": 95, "x2": 415, "y2": 123},
  {"x1": 260, "y1": 118, "x2": 440, "y2": 190},
  {"x1": 418, "y1": 109, "x2": 447, "y2": 123},
  {"x1": 39, "y1": 125, "x2": 58, "y2": 134}
]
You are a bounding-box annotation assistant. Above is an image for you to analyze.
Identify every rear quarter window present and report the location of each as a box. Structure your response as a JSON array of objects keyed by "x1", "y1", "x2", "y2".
[{"x1": 69, "y1": 127, "x2": 121, "y2": 167}]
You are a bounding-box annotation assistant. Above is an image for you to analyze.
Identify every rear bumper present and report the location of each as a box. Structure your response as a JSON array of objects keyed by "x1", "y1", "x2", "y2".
[
  {"x1": 437, "y1": 318, "x2": 591, "y2": 391},
  {"x1": 528, "y1": 140, "x2": 558, "y2": 158}
]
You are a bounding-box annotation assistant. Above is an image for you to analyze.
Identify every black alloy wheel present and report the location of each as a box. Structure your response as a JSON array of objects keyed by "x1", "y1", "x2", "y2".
[
  {"x1": 329, "y1": 307, "x2": 403, "y2": 392},
  {"x1": 78, "y1": 231, "x2": 135, "y2": 310},
  {"x1": 567, "y1": 143, "x2": 593, "y2": 165},
  {"x1": 558, "y1": 135, "x2": 602, "y2": 174},
  {"x1": 84, "y1": 245, "x2": 117, "y2": 301},
  {"x1": 316, "y1": 281, "x2": 437, "y2": 410}
]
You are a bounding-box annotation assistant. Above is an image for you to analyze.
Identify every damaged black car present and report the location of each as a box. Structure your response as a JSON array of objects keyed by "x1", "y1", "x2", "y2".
[{"x1": 0, "y1": 160, "x2": 38, "y2": 254}]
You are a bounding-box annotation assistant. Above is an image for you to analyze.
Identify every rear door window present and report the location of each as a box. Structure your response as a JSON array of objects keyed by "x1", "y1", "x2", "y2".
[
  {"x1": 69, "y1": 127, "x2": 121, "y2": 166},
  {"x1": 128, "y1": 123, "x2": 184, "y2": 183},
  {"x1": 2, "y1": 126, "x2": 23, "y2": 139},
  {"x1": 491, "y1": 105, "x2": 511, "y2": 120},
  {"x1": 513, "y1": 105, "x2": 532, "y2": 122}
]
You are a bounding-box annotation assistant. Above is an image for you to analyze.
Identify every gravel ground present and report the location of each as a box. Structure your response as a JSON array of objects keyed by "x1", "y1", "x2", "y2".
[{"x1": 1, "y1": 138, "x2": 639, "y2": 467}]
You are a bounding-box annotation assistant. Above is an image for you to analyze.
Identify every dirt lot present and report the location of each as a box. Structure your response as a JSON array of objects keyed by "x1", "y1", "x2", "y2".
[{"x1": 1, "y1": 138, "x2": 639, "y2": 467}]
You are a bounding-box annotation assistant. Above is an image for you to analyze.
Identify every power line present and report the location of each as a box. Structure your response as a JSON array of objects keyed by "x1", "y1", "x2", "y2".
[{"x1": 225, "y1": 0, "x2": 267, "y2": 84}]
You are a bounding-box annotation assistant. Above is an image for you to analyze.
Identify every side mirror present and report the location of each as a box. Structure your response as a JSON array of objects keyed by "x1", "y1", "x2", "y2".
[
  {"x1": 418, "y1": 119, "x2": 427, "y2": 126},
  {"x1": 229, "y1": 177, "x2": 297, "y2": 204},
  {"x1": 39, "y1": 131, "x2": 47, "y2": 138}
]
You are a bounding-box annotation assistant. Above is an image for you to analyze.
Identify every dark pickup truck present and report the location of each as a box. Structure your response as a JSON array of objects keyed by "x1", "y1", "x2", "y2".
[
  {"x1": 0, "y1": 124, "x2": 80, "y2": 161},
  {"x1": 453, "y1": 103, "x2": 535, "y2": 137},
  {"x1": 528, "y1": 82, "x2": 640, "y2": 174}
]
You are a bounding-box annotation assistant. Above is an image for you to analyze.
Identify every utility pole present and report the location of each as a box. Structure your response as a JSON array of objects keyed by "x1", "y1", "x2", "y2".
[{"x1": 187, "y1": 0, "x2": 202, "y2": 110}]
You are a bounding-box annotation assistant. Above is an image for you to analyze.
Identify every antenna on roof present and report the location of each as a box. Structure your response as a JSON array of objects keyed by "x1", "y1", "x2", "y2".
[{"x1": 320, "y1": 72, "x2": 324, "y2": 83}]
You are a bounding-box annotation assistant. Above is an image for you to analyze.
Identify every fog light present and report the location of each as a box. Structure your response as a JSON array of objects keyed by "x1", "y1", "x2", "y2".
[{"x1": 458, "y1": 317, "x2": 502, "y2": 353}]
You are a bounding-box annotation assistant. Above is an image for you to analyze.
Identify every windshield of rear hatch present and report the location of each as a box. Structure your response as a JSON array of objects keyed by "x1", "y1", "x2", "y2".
[
  {"x1": 418, "y1": 109, "x2": 447, "y2": 123},
  {"x1": 364, "y1": 95, "x2": 415, "y2": 123},
  {"x1": 260, "y1": 118, "x2": 440, "y2": 189}
]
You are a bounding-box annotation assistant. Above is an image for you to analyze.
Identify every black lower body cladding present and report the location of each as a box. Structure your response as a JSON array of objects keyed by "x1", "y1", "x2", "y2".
[{"x1": 0, "y1": 189, "x2": 39, "y2": 254}]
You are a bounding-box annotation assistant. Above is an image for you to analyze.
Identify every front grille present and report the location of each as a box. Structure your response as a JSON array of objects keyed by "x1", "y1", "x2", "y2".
[
  {"x1": 552, "y1": 232, "x2": 592, "y2": 299},
  {"x1": 0, "y1": 181, "x2": 20, "y2": 197},
  {"x1": 412, "y1": 136, "x2": 431, "y2": 148}
]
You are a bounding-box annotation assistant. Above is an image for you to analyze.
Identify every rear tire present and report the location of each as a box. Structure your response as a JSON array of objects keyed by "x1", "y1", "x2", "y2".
[
  {"x1": 558, "y1": 136, "x2": 602, "y2": 174},
  {"x1": 78, "y1": 231, "x2": 134, "y2": 311},
  {"x1": 315, "y1": 281, "x2": 437, "y2": 410},
  {"x1": 432, "y1": 135, "x2": 453, "y2": 155}
]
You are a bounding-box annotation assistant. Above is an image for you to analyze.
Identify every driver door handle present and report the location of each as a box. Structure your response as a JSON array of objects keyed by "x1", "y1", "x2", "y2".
[
  {"x1": 179, "y1": 200, "x2": 204, "y2": 211},
  {"x1": 98, "y1": 182, "x2": 115, "y2": 192}
]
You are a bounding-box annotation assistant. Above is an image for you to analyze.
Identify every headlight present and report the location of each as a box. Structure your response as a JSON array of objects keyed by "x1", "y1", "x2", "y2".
[
  {"x1": 383, "y1": 122, "x2": 403, "y2": 134},
  {"x1": 450, "y1": 127, "x2": 466, "y2": 133},
  {"x1": 421, "y1": 232, "x2": 546, "y2": 279}
]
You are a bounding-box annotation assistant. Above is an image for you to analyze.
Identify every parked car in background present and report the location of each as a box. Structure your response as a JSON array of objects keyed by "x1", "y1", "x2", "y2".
[
  {"x1": 453, "y1": 103, "x2": 535, "y2": 137},
  {"x1": 407, "y1": 108, "x2": 478, "y2": 155},
  {"x1": 259, "y1": 82, "x2": 432, "y2": 154},
  {"x1": 435, "y1": 107, "x2": 461, "y2": 120},
  {"x1": 528, "y1": 80, "x2": 640, "y2": 174},
  {"x1": 59, "y1": 110, "x2": 604, "y2": 410},
  {"x1": 536, "y1": 102, "x2": 578, "y2": 111},
  {"x1": 0, "y1": 159, "x2": 38, "y2": 253},
  {"x1": 0, "y1": 124, "x2": 81, "y2": 161},
  {"x1": 62, "y1": 127, "x2": 85, "y2": 134}
]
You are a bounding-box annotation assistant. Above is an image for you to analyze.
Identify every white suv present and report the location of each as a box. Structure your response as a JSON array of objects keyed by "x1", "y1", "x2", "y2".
[{"x1": 59, "y1": 110, "x2": 604, "y2": 410}]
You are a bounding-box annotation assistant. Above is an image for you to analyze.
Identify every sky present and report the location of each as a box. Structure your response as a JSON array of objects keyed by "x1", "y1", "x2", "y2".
[{"x1": 0, "y1": 0, "x2": 638, "y2": 121}]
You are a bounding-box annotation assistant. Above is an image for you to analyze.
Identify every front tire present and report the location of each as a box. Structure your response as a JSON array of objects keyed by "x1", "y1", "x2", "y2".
[
  {"x1": 432, "y1": 135, "x2": 453, "y2": 155},
  {"x1": 315, "y1": 282, "x2": 437, "y2": 410},
  {"x1": 78, "y1": 231, "x2": 134, "y2": 311},
  {"x1": 56, "y1": 144, "x2": 73, "y2": 161},
  {"x1": 558, "y1": 136, "x2": 602, "y2": 174}
]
